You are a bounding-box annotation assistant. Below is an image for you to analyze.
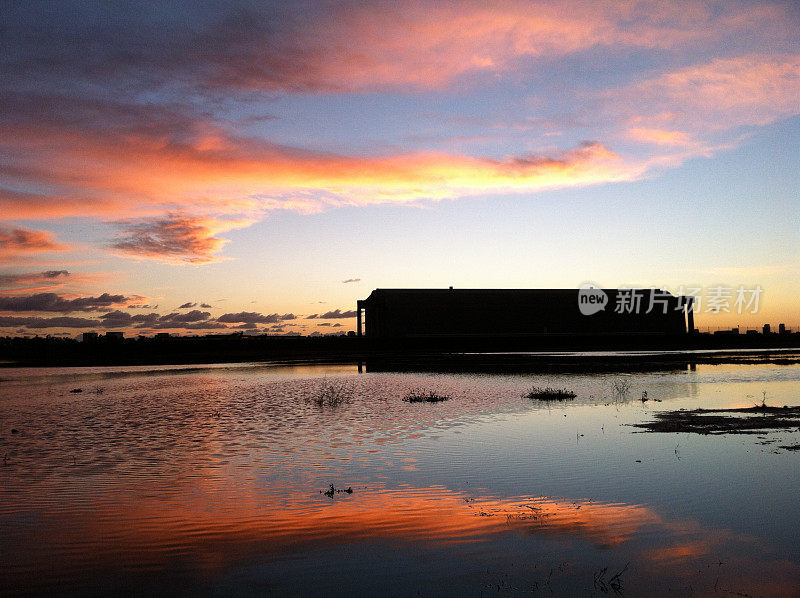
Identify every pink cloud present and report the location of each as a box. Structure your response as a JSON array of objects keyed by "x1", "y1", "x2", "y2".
[
  {"x1": 615, "y1": 54, "x2": 800, "y2": 133},
  {"x1": 199, "y1": 1, "x2": 794, "y2": 93}
]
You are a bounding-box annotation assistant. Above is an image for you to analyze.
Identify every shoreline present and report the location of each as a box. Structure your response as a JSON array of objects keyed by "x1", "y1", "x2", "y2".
[{"x1": 2, "y1": 345, "x2": 798, "y2": 371}]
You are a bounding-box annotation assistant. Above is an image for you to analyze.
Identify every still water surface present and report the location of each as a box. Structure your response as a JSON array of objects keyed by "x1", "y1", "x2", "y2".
[{"x1": 1, "y1": 360, "x2": 799, "y2": 596}]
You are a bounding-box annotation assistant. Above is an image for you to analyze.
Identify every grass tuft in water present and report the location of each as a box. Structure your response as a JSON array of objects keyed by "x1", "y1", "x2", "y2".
[
  {"x1": 611, "y1": 379, "x2": 631, "y2": 398},
  {"x1": 404, "y1": 390, "x2": 450, "y2": 403},
  {"x1": 310, "y1": 379, "x2": 352, "y2": 408},
  {"x1": 525, "y1": 386, "x2": 577, "y2": 401}
]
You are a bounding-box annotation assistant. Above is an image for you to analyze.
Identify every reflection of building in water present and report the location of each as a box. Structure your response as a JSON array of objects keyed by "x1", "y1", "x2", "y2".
[{"x1": 356, "y1": 288, "x2": 691, "y2": 338}]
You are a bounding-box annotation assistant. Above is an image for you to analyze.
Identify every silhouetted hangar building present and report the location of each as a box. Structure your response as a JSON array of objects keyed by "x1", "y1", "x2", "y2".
[{"x1": 356, "y1": 288, "x2": 692, "y2": 338}]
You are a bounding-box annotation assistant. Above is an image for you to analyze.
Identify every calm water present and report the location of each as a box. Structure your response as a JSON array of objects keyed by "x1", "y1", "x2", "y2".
[{"x1": 1, "y1": 359, "x2": 799, "y2": 596}]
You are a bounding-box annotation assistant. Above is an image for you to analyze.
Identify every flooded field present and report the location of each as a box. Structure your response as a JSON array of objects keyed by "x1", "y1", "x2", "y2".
[{"x1": 1, "y1": 358, "x2": 800, "y2": 596}]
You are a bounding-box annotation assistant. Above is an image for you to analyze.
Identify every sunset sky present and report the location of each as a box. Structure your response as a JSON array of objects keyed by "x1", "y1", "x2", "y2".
[{"x1": 1, "y1": 0, "x2": 798, "y2": 336}]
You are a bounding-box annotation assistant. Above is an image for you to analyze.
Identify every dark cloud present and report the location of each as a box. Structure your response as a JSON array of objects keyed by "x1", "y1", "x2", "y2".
[
  {"x1": 0, "y1": 308, "x2": 231, "y2": 332},
  {"x1": 200, "y1": 303, "x2": 213, "y2": 308},
  {"x1": 0, "y1": 316, "x2": 99, "y2": 329},
  {"x1": 177, "y1": 321, "x2": 228, "y2": 330},
  {"x1": 178, "y1": 302, "x2": 197, "y2": 309},
  {"x1": 233, "y1": 322, "x2": 258, "y2": 329},
  {"x1": 0, "y1": 226, "x2": 69, "y2": 257},
  {"x1": 134, "y1": 320, "x2": 229, "y2": 330},
  {"x1": 318, "y1": 322, "x2": 331, "y2": 326},
  {"x1": 99, "y1": 311, "x2": 160, "y2": 327},
  {"x1": 216, "y1": 311, "x2": 296, "y2": 323},
  {"x1": 305, "y1": 314, "x2": 318, "y2": 319},
  {"x1": 342, "y1": 278, "x2": 361, "y2": 283},
  {"x1": 319, "y1": 309, "x2": 357, "y2": 319},
  {"x1": 127, "y1": 304, "x2": 156, "y2": 309},
  {"x1": 0, "y1": 292, "x2": 129, "y2": 312},
  {"x1": 1, "y1": 3, "x2": 335, "y2": 97},
  {"x1": 43, "y1": 269, "x2": 69, "y2": 278},
  {"x1": 159, "y1": 310, "x2": 211, "y2": 323}
]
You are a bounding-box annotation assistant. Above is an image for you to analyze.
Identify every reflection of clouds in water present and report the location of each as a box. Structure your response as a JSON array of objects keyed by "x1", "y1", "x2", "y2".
[
  {"x1": 8, "y1": 483, "x2": 665, "y2": 554},
  {"x1": 4, "y1": 477, "x2": 798, "y2": 596},
  {"x1": 2, "y1": 363, "x2": 800, "y2": 595}
]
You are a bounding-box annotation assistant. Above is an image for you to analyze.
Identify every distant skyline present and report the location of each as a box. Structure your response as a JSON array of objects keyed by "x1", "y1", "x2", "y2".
[{"x1": 1, "y1": 0, "x2": 798, "y2": 336}]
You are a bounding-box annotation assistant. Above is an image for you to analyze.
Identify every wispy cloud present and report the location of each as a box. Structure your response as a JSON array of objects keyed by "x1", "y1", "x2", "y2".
[
  {"x1": 0, "y1": 270, "x2": 69, "y2": 288},
  {"x1": 615, "y1": 54, "x2": 800, "y2": 139},
  {"x1": 0, "y1": 226, "x2": 70, "y2": 258},
  {"x1": 109, "y1": 214, "x2": 257, "y2": 264}
]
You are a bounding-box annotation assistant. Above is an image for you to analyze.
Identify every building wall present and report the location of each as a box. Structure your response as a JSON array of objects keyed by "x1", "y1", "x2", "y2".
[{"x1": 359, "y1": 289, "x2": 687, "y2": 338}]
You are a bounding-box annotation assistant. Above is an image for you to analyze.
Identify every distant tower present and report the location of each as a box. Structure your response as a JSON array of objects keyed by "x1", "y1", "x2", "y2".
[
  {"x1": 684, "y1": 296, "x2": 695, "y2": 334},
  {"x1": 762, "y1": 324, "x2": 771, "y2": 335},
  {"x1": 779, "y1": 323, "x2": 787, "y2": 334}
]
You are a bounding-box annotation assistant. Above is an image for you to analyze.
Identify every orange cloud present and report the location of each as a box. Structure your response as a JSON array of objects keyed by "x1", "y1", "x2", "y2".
[
  {"x1": 0, "y1": 226, "x2": 70, "y2": 258},
  {"x1": 628, "y1": 128, "x2": 693, "y2": 146},
  {"x1": 0, "y1": 270, "x2": 113, "y2": 294},
  {"x1": 109, "y1": 214, "x2": 258, "y2": 264},
  {"x1": 0, "y1": 120, "x2": 640, "y2": 224}
]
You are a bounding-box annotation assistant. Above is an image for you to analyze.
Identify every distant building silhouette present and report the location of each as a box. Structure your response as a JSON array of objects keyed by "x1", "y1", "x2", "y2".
[
  {"x1": 714, "y1": 327, "x2": 740, "y2": 336},
  {"x1": 356, "y1": 288, "x2": 691, "y2": 338},
  {"x1": 81, "y1": 332, "x2": 99, "y2": 342},
  {"x1": 763, "y1": 324, "x2": 771, "y2": 335},
  {"x1": 779, "y1": 323, "x2": 787, "y2": 334}
]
